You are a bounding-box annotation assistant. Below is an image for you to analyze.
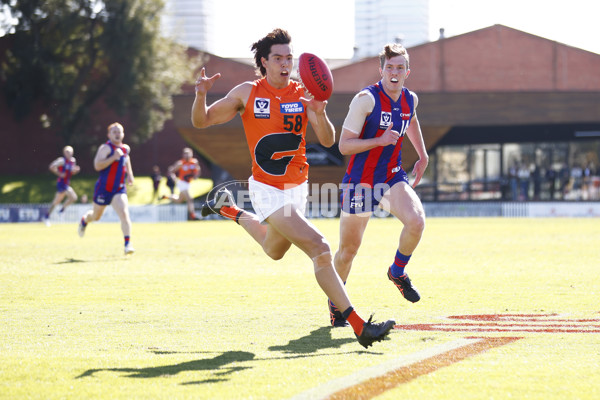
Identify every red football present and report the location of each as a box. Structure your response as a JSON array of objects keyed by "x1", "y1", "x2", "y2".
[{"x1": 298, "y1": 53, "x2": 334, "y2": 101}]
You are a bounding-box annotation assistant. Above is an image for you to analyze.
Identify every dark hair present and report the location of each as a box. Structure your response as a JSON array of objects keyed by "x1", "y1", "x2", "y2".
[
  {"x1": 251, "y1": 28, "x2": 292, "y2": 77},
  {"x1": 379, "y1": 43, "x2": 410, "y2": 69}
]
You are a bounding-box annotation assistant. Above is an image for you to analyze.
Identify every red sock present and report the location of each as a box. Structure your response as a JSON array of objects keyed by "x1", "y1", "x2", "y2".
[
  {"x1": 220, "y1": 205, "x2": 244, "y2": 224},
  {"x1": 343, "y1": 308, "x2": 365, "y2": 336}
]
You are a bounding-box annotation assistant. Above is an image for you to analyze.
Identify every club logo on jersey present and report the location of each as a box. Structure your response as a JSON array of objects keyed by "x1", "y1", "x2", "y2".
[
  {"x1": 254, "y1": 97, "x2": 270, "y2": 119},
  {"x1": 280, "y1": 102, "x2": 304, "y2": 114},
  {"x1": 379, "y1": 111, "x2": 392, "y2": 129}
]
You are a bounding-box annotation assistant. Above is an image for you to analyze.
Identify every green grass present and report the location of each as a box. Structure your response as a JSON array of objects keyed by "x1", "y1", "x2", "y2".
[
  {"x1": 1, "y1": 218, "x2": 599, "y2": 399},
  {"x1": 0, "y1": 175, "x2": 212, "y2": 205}
]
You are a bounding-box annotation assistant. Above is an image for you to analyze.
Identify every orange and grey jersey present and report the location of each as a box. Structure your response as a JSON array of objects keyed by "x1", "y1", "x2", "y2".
[
  {"x1": 241, "y1": 78, "x2": 309, "y2": 190},
  {"x1": 177, "y1": 159, "x2": 199, "y2": 182}
]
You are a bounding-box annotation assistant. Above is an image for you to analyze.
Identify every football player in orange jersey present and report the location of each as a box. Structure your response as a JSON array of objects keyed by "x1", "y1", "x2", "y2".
[
  {"x1": 162, "y1": 147, "x2": 201, "y2": 220},
  {"x1": 191, "y1": 28, "x2": 394, "y2": 348}
]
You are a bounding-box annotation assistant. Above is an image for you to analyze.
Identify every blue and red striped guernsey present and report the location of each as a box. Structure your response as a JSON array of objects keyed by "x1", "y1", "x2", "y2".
[
  {"x1": 98, "y1": 141, "x2": 128, "y2": 192},
  {"x1": 57, "y1": 157, "x2": 74, "y2": 186},
  {"x1": 343, "y1": 82, "x2": 415, "y2": 186}
]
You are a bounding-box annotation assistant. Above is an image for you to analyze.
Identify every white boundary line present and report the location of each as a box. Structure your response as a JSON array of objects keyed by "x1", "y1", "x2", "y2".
[{"x1": 289, "y1": 337, "x2": 481, "y2": 400}]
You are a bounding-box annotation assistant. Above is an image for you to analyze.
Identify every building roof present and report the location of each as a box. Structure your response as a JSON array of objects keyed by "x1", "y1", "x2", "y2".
[{"x1": 332, "y1": 24, "x2": 600, "y2": 93}]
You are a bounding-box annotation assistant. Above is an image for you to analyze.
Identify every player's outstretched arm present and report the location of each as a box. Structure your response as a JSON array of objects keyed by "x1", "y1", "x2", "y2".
[
  {"x1": 305, "y1": 98, "x2": 335, "y2": 148},
  {"x1": 191, "y1": 69, "x2": 248, "y2": 129}
]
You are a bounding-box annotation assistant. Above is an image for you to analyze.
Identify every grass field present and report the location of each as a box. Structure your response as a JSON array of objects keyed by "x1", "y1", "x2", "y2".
[{"x1": 1, "y1": 218, "x2": 599, "y2": 399}]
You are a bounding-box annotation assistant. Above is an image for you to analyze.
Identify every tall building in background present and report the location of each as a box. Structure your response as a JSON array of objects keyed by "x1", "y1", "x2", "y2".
[
  {"x1": 354, "y1": 0, "x2": 429, "y2": 59},
  {"x1": 162, "y1": 0, "x2": 215, "y2": 53}
]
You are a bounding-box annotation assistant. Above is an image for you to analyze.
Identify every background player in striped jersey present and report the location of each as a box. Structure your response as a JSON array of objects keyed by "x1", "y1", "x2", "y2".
[
  {"x1": 191, "y1": 28, "x2": 394, "y2": 348},
  {"x1": 161, "y1": 147, "x2": 201, "y2": 220},
  {"x1": 328, "y1": 43, "x2": 429, "y2": 327},
  {"x1": 78, "y1": 122, "x2": 136, "y2": 255},
  {"x1": 43, "y1": 145, "x2": 80, "y2": 226}
]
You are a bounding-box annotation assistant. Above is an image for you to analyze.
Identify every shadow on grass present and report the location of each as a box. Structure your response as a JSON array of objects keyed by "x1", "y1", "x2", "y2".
[
  {"x1": 268, "y1": 326, "x2": 356, "y2": 354},
  {"x1": 53, "y1": 256, "x2": 121, "y2": 264},
  {"x1": 76, "y1": 350, "x2": 255, "y2": 381},
  {"x1": 76, "y1": 328, "x2": 371, "y2": 384},
  {"x1": 54, "y1": 258, "x2": 88, "y2": 264}
]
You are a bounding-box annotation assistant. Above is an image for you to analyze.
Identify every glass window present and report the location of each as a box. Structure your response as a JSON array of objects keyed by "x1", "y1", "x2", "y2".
[{"x1": 419, "y1": 140, "x2": 599, "y2": 202}]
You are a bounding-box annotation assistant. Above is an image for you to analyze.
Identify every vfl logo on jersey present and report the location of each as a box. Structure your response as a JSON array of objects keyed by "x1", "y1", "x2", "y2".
[
  {"x1": 379, "y1": 112, "x2": 392, "y2": 129},
  {"x1": 280, "y1": 102, "x2": 304, "y2": 114},
  {"x1": 381, "y1": 112, "x2": 411, "y2": 138},
  {"x1": 254, "y1": 97, "x2": 270, "y2": 119}
]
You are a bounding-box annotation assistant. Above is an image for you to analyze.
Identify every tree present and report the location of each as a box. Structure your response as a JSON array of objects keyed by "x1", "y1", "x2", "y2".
[{"x1": 0, "y1": 0, "x2": 199, "y2": 146}]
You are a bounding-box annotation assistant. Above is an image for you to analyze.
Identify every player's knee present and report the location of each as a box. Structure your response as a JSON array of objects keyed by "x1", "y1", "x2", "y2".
[
  {"x1": 265, "y1": 247, "x2": 286, "y2": 261},
  {"x1": 407, "y1": 212, "x2": 426, "y2": 235},
  {"x1": 263, "y1": 240, "x2": 291, "y2": 260},
  {"x1": 338, "y1": 242, "x2": 360, "y2": 263},
  {"x1": 311, "y1": 238, "x2": 331, "y2": 258},
  {"x1": 312, "y1": 251, "x2": 333, "y2": 273}
]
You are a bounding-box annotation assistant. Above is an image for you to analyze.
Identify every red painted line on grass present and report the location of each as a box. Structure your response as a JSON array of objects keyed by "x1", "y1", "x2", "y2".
[
  {"x1": 395, "y1": 314, "x2": 600, "y2": 333},
  {"x1": 325, "y1": 337, "x2": 521, "y2": 400},
  {"x1": 448, "y1": 314, "x2": 600, "y2": 323},
  {"x1": 395, "y1": 323, "x2": 600, "y2": 333}
]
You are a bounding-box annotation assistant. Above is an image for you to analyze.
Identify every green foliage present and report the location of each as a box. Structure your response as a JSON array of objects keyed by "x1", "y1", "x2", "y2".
[
  {"x1": 0, "y1": 174, "x2": 112, "y2": 203},
  {"x1": 0, "y1": 174, "x2": 212, "y2": 204},
  {"x1": 0, "y1": 0, "x2": 199, "y2": 146}
]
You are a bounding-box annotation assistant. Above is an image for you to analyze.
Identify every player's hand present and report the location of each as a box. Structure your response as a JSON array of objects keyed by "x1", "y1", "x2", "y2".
[
  {"x1": 195, "y1": 67, "x2": 221, "y2": 96},
  {"x1": 300, "y1": 96, "x2": 327, "y2": 114},
  {"x1": 378, "y1": 123, "x2": 401, "y2": 147},
  {"x1": 411, "y1": 157, "x2": 429, "y2": 188},
  {"x1": 114, "y1": 148, "x2": 124, "y2": 160}
]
